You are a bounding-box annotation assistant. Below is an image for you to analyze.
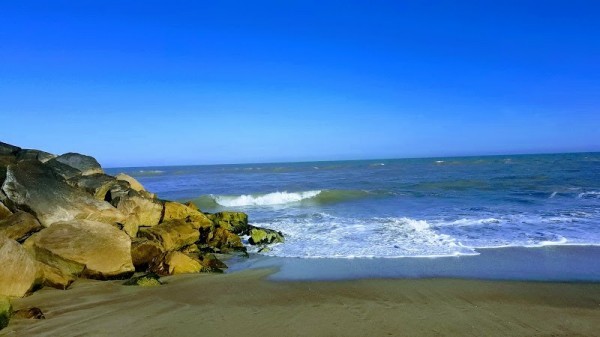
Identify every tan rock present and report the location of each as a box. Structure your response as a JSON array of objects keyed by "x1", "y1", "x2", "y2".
[
  {"x1": 0, "y1": 201, "x2": 11, "y2": 221},
  {"x1": 0, "y1": 212, "x2": 44, "y2": 242},
  {"x1": 36, "y1": 262, "x2": 76, "y2": 290},
  {"x1": 149, "y1": 251, "x2": 201, "y2": 275},
  {"x1": 138, "y1": 219, "x2": 199, "y2": 252},
  {"x1": 131, "y1": 237, "x2": 165, "y2": 270},
  {"x1": 0, "y1": 296, "x2": 10, "y2": 329},
  {"x1": 67, "y1": 174, "x2": 119, "y2": 200},
  {"x1": 114, "y1": 192, "x2": 163, "y2": 237},
  {"x1": 162, "y1": 202, "x2": 213, "y2": 229},
  {"x1": 31, "y1": 220, "x2": 134, "y2": 279},
  {"x1": 115, "y1": 173, "x2": 146, "y2": 192},
  {"x1": 207, "y1": 211, "x2": 249, "y2": 234},
  {"x1": 0, "y1": 235, "x2": 41, "y2": 297},
  {"x1": 206, "y1": 227, "x2": 245, "y2": 253}
]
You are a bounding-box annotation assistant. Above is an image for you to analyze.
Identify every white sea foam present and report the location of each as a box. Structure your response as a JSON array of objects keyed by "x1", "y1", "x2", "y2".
[
  {"x1": 247, "y1": 215, "x2": 476, "y2": 258},
  {"x1": 549, "y1": 191, "x2": 557, "y2": 198},
  {"x1": 214, "y1": 190, "x2": 322, "y2": 207},
  {"x1": 578, "y1": 191, "x2": 600, "y2": 199}
]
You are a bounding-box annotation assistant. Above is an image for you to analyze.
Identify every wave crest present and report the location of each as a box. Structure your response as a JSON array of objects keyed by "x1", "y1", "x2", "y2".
[{"x1": 214, "y1": 190, "x2": 322, "y2": 207}]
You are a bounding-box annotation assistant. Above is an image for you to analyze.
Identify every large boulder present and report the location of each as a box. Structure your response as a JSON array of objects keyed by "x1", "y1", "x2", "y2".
[
  {"x1": 162, "y1": 201, "x2": 213, "y2": 228},
  {"x1": 207, "y1": 211, "x2": 249, "y2": 235},
  {"x1": 115, "y1": 173, "x2": 146, "y2": 193},
  {"x1": 149, "y1": 251, "x2": 201, "y2": 275},
  {"x1": 36, "y1": 262, "x2": 76, "y2": 290},
  {"x1": 206, "y1": 227, "x2": 245, "y2": 253},
  {"x1": 50, "y1": 152, "x2": 103, "y2": 176},
  {"x1": 0, "y1": 296, "x2": 10, "y2": 330},
  {"x1": 112, "y1": 190, "x2": 163, "y2": 237},
  {"x1": 44, "y1": 159, "x2": 82, "y2": 180},
  {"x1": 15, "y1": 149, "x2": 55, "y2": 163},
  {"x1": 0, "y1": 211, "x2": 43, "y2": 242},
  {"x1": 30, "y1": 220, "x2": 134, "y2": 279},
  {"x1": 138, "y1": 219, "x2": 200, "y2": 251},
  {"x1": 248, "y1": 226, "x2": 285, "y2": 245},
  {"x1": 0, "y1": 201, "x2": 11, "y2": 220},
  {"x1": 1, "y1": 160, "x2": 124, "y2": 227},
  {"x1": 0, "y1": 142, "x2": 20, "y2": 156},
  {"x1": 0, "y1": 235, "x2": 41, "y2": 297},
  {"x1": 130, "y1": 237, "x2": 165, "y2": 271},
  {"x1": 67, "y1": 173, "x2": 120, "y2": 200}
]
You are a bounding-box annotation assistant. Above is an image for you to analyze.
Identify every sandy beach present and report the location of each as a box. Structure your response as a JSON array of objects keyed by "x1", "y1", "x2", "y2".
[{"x1": 3, "y1": 268, "x2": 600, "y2": 337}]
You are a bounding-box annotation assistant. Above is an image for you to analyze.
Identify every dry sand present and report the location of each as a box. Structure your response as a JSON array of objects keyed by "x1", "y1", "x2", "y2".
[{"x1": 2, "y1": 269, "x2": 600, "y2": 337}]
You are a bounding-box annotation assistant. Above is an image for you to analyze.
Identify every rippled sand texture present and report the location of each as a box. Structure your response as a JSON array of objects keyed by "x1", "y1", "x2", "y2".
[{"x1": 4, "y1": 269, "x2": 600, "y2": 337}]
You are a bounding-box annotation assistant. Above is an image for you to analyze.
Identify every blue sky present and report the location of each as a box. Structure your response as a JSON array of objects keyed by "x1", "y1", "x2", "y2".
[{"x1": 1, "y1": 1, "x2": 599, "y2": 167}]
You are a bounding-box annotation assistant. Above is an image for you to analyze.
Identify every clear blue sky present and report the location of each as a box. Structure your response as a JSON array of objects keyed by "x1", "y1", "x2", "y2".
[{"x1": 1, "y1": 1, "x2": 599, "y2": 167}]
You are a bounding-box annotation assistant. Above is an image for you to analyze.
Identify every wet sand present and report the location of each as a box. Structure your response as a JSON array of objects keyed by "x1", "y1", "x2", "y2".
[{"x1": 3, "y1": 269, "x2": 600, "y2": 337}]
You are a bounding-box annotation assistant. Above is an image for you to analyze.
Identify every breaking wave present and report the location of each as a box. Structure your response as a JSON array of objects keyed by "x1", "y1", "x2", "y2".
[{"x1": 192, "y1": 189, "x2": 389, "y2": 208}]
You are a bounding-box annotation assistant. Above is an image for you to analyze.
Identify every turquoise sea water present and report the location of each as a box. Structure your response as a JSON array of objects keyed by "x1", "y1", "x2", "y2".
[{"x1": 107, "y1": 153, "x2": 600, "y2": 259}]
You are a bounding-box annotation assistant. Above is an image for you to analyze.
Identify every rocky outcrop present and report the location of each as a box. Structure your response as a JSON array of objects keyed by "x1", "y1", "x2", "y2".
[
  {"x1": 1, "y1": 160, "x2": 124, "y2": 227},
  {"x1": 0, "y1": 235, "x2": 41, "y2": 297},
  {"x1": 115, "y1": 173, "x2": 146, "y2": 193},
  {"x1": 248, "y1": 227, "x2": 285, "y2": 245},
  {"x1": 0, "y1": 142, "x2": 20, "y2": 156},
  {"x1": 149, "y1": 251, "x2": 202, "y2": 275},
  {"x1": 0, "y1": 297, "x2": 10, "y2": 330},
  {"x1": 30, "y1": 220, "x2": 134, "y2": 279},
  {"x1": 112, "y1": 190, "x2": 163, "y2": 237},
  {"x1": 206, "y1": 227, "x2": 245, "y2": 253},
  {"x1": 0, "y1": 211, "x2": 44, "y2": 242},
  {"x1": 36, "y1": 262, "x2": 76, "y2": 290},
  {"x1": 67, "y1": 173, "x2": 120, "y2": 200},
  {"x1": 0, "y1": 201, "x2": 11, "y2": 220},
  {"x1": 207, "y1": 211, "x2": 249, "y2": 235},
  {"x1": 50, "y1": 152, "x2": 103, "y2": 176},
  {"x1": 162, "y1": 201, "x2": 213, "y2": 228},
  {"x1": 123, "y1": 273, "x2": 162, "y2": 287},
  {"x1": 15, "y1": 149, "x2": 55, "y2": 163},
  {"x1": 44, "y1": 159, "x2": 82, "y2": 180},
  {"x1": 139, "y1": 219, "x2": 200, "y2": 252},
  {"x1": 131, "y1": 238, "x2": 165, "y2": 271},
  {"x1": 12, "y1": 307, "x2": 45, "y2": 320}
]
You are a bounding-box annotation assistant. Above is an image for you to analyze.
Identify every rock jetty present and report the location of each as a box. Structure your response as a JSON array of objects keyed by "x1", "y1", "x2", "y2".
[{"x1": 0, "y1": 141, "x2": 284, "y2": 329}]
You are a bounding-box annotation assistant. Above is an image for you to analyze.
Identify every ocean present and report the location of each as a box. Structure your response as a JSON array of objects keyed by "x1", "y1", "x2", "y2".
[{"x1": 106, "y1": 153, "x2": 600, "y2": 260}]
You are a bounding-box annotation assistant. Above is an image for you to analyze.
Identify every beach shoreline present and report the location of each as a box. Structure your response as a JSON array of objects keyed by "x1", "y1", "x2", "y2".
[{"x1": 3, "y1": 267, "x2": 600, "y2": 337}]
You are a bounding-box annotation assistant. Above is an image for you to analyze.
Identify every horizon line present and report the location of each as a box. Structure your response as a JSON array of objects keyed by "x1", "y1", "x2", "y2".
[{"x1": 103, "y1": 150, "x2": 600, "y2": 170}]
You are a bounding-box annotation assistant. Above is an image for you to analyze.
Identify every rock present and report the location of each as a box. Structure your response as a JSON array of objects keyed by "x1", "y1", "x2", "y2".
[
  {"x1": 67, "y1": 173, "x2": 119, "y2": 200},
  {"x1": 36, "y1": 262, "x2": 76, "y2": 290},
  {"x1": 123, "y1": 273, "x2": 162, "y2": 287},
  {"x1": 162, "y1": 201, "x2": 213, "y2": 229},
  {"x1": 112, "y1": 190, "x2": 163, "y2": 237},
  {"x1": 0, "y1": 297, "x2": 10, "y2": 330},
  {"x1": 138, "y1": 219, "x2": 199, "y2": 252},
  {"x1": 44, "y1": 159, "x2": 82, "y2": 180},
  {"x1": 115, "y1": 173, "x2": 146, "y2": 193},
  {"x1": 207, "y1": 211, "x2": 249, "y2": 235},
  {"x1": 12, "y1": 307, "x2": 45, "y2": 320},
  {"x1": 0, "y1": 142, "x2": 20, "y2": 156},
  {"x1": 206, "y1": 227, "x2": 245, "y2": 253},
  {"x1": 248, "y1": 227, "x2": 285, "y2": 245},
  {"x1": 31, "y1": 220, "x2": 134, "y2": 279},
  {"x1": 15, "y1": 149, "x2": 55, "y2": 163},
  {"x1": 51, "y1": 152, "x2": 103, "y2": 176},
  {"x1": 197, "y1": 253, "x2": 227, "y2": 273},
  {"x1": 0, "y1": 211, "x2": 44, "y2": 243},
  {"x1": 1, "y1": 160, "x2": 124, "y2": 227},
  {"x1": 0, "y1": 235, "x2": 41, "y2": 297},
  {"x1": 149, "y1": 251, "x2": 201, "y2": 275},
  {"x1": 257, "y1": 246, "x2": 272, "y2": 253},
  {"x1": 0, "y1": 201, "x2": 11, "y2": 220},
  {"x1": 131, "y1": 238, "x2": 165, "y2": 271}
]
